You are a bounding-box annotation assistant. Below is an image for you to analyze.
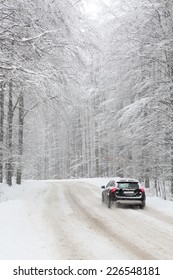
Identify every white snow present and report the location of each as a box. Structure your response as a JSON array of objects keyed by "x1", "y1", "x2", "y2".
[
  {"x1": 0, "y1": 180, "x2": 56, "y2": 259},
  {"x1": 0, "y1": 178, "x2": 173, "y2": 260}
]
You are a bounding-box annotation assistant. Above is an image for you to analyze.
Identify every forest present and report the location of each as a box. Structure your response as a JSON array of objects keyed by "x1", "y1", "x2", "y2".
[{"x1": 0, "y1": 0, "x2": 173, "y2": 198}]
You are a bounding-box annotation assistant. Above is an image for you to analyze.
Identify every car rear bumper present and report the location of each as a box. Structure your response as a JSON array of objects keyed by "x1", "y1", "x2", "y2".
[{"x1": 115, "y1": 199, "x2": 144, "y2": 205}]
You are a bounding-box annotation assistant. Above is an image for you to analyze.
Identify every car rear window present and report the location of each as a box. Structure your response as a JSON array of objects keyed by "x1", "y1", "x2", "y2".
[{"x1": 117, "y1": 182, "x2": 139, "y2": 189}]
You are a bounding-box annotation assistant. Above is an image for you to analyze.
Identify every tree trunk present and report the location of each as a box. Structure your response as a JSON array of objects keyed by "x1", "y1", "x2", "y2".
[
  {"x1": 144, "y1": 168, "x2": 150, "y2": 188},
  {"x1": 0, "y1": 81, "x2": 4, "y2": 182},
  {"x1": 6, "y1": 80, "x2": 13, "y2": 186},
  {"x1": 165, "y1": 0, "x2": 173, "y2": 195},
  {"x1": 162, "y1": 180, "x2": 166, "y2": 200},
  {"x1": 154, "y1": 178, "x2": 158, "y2": 197},
  {"x1": 171, "y1": 140, "x2": 173, "y2": 194},
  {"x1": 16, "y1": 91, "x2": 24, "y2": 185}
]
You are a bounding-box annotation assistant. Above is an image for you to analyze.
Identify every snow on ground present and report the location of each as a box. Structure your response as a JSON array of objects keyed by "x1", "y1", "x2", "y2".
[
  {"x1": 0, "y1": 180, "x2": 57, "y2": 259},
  {"x1": 0, "y1": 178, "x2": 173, "y2": 260}
]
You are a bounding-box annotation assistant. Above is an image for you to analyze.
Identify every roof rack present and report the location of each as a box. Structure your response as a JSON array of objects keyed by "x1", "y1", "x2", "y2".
[{"x1": 115, "y1": 178, "x2": 138, "y2": 182}]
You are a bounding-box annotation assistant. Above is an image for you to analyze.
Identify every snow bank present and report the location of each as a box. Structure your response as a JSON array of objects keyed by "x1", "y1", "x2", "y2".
[{"x1": 0, "y1": 181, "x2": 57, "y2": 259}]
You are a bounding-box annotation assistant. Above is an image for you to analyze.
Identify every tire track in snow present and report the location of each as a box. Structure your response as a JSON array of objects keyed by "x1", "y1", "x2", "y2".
[
  {"x1": 43, "y1": 183, "x2": 94, "y2": 259},
  {"x1": 138, "y1": 207, "x2": 173, "y2": 225}
]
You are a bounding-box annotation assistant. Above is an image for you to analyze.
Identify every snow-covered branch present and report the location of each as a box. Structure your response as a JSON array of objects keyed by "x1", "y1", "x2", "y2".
[{"x1": 18, "y1": 30, "x2": 60, "y2": 43}]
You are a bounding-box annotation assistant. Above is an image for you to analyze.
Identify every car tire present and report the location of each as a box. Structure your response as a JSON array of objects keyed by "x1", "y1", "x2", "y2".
[
  {"x1": 102, "y1": 194, "x2": 104, "y2": 203},
  {"x1": 108, "y1": 198, "x2": 112, "y2": 208},
  {"x1": 116, "y1": 202, "x2": 120, "y2": 208},
  {"x1": 139, "y1": 202, "x2": 145, "y2": 209}
]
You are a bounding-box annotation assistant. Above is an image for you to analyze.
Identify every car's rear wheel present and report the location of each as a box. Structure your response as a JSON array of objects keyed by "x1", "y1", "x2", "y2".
[
  {"x1": 139, "y1": 202, "x2": 145, "y2": 209},
  {"x1": 102, "y1": 194, "x2": 104, "y2": 203},
  {"x1": 116, "y1": 202, "x2": 120, "y2": 208},
  {"x1": 108, "y1": 197, "x2": 113, "y2": 208}
]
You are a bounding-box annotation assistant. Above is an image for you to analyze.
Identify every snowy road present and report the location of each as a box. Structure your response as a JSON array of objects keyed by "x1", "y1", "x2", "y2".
[
  {"x1": 42, "y1": 180, "x2": 173, "y2": 260},
  {"x1": 1, "y1": 179, "x2": 173, "y2": 260}
]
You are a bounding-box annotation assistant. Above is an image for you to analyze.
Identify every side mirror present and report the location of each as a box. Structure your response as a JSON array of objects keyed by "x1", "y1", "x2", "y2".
[{"x1": 101, "y1": 186, "x2": 105, "y2": 189}]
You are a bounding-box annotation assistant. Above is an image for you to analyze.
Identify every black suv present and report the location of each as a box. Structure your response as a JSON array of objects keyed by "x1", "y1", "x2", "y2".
[{"x1": 101, "y1": 178, "x2": 146, "y2": 209}]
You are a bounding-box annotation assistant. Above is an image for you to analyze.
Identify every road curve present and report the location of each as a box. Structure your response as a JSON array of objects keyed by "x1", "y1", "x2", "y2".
[{"x1": 42, "y1": 180, "x2": 173, "y2": 260}]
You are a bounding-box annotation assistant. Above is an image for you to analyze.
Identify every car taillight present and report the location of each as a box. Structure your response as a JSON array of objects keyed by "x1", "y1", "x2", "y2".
[
  {"x1": 111, "y1": 187, "x2": 117, "y2": 193},
  {"x1": 140, "y1": 187, "x2": 145, "y2": 193}
]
